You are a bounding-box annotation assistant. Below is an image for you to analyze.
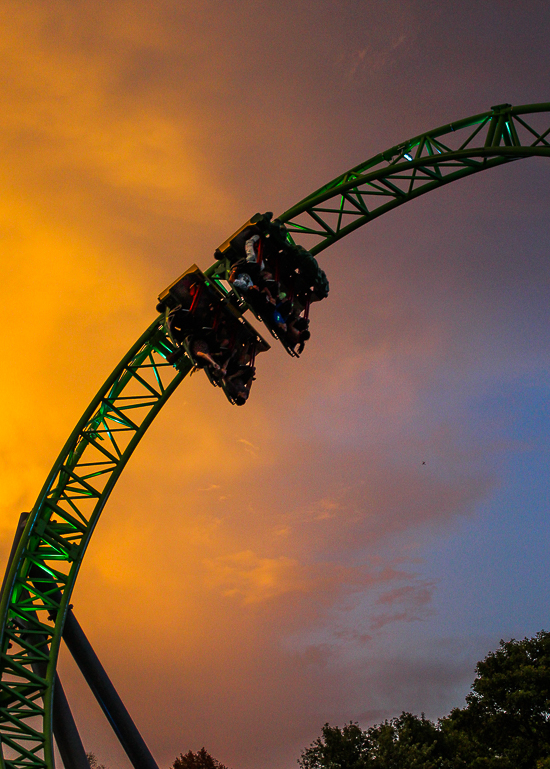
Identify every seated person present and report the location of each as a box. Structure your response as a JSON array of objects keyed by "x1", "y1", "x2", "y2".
[
  {"x1": 257, "y1": 271, "x2": 280, "y2": 307},
  {"x1": 230, "y1": 269, "x2": 255, "y2": 293},
  {"x1": 294, "y1": 328, "x2": 311, "y2": 355},
  {"x1": 229, "y1": 263, "x2": 273, "y2": 315},
  {"x1": 270, "y1": 308, "x2": 287, "y2": 335},
  {"x1": 244, "y1": 233, "x2": 265, "y2": 270},
  {"x1": 224, "y1": 366, "x2": 254, "y2": 405},
  {"x1": 262, "y1": 291, "x2": 295, "y2": 335},
  {"x1": 189, "y1": 336, "x2": 224, "y2": 377},
  {"x1": 280, "y1": 310, "x2": 311, "y2": 354},
  {"x1": 166, "y1": 272, "x2": 218, "y2": 347},
  {"x1": 223, "y1": 340, "x2": 257, "y2": 405},
  {"x1": 275, "y1": 290, "x2": 293, "y2": 317},
  {"x1": 167, "y1": 305, "x2": 190, "y2": 345}
]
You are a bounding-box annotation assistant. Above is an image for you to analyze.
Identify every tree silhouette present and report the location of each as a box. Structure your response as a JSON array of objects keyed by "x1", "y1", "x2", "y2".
[
  {"x1": 172, "y1": 747, "x2": 229, "y2": 769},
  {"x1": 299, "y1": 630, "x2": 550, "y2": 768},
  {"x1": 86, "y1": 753, "x2": 106, "y2": 769}
]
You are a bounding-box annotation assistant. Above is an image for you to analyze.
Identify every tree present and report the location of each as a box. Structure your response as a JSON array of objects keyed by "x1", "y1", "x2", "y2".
[
  {"x1": 442, "y1": 630, "x2": 550, "y2": 768},
  {"x1": 173, "y1": 747, "x2": 230, "y2": 769},
  {"x1": 87, "y1": 753, "x2": 106, "y2": 769},
  {"x1": 299, "y1": 630, "x2": 550, "y2": 769},
  {"x1": 367, "y1": 712, "x2": 455, "y2": 768},
  {"x1": 298, "y1": 721, "x2": 371, "y2": 768},
  {"x1": 298, "y1": 714, "x2": 455, "y2": 768}
]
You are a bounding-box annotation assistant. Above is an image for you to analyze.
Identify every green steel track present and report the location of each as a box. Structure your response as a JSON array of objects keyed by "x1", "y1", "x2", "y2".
[
  {"x1": 278, "y1": 102, "x2": 550, "y2": 253},
  {"x1": 1, "y1": 101, "x2": 550, "y2": 769}
]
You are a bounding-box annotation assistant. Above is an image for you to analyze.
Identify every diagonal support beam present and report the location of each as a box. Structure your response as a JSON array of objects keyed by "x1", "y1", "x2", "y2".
[
  {"x1": 52, "y1": 677, "x2": 89, "y2": 769},
  {"x1": 61, "y1": 611, "x2": 159, "y2": 769}
]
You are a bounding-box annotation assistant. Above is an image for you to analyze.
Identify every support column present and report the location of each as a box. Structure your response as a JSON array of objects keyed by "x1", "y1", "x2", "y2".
[
  {"x1": 62, "y1": 611, "x2": 159, "y2": 769},
  {"x1": 52, "y1": 676, "x2": 91, "y2": 769}
]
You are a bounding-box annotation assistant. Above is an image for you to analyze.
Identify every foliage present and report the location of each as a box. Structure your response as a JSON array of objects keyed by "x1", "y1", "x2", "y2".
[
  {"x1": 298, "y1": 721, "x2": 370, "y2": 768},
  {"x1": 173, "y1": 747, "x2": 229, "y2": 769},
  {"x1": 442, "y1": 630, "x2": 550, "y2": 768},
  {"x1": 299, "y1": 631, "x2": 550, "y2": 769},
  {"x1": 87, "y1": 753, "x2": 106, "y2": 769},
  {"x1": 298, "y1": 714, "x2": 456, "y2": 768}
]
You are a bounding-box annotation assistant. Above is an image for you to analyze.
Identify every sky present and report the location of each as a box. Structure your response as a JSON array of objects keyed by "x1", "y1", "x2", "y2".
[{"x1": 1, "y1": 1, "x2": 550, "y2": 768}]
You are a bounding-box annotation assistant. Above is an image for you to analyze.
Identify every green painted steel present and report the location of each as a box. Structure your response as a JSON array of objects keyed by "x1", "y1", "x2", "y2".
[
  {"x1": 279, "y1": 102, "x2": 550, "y2": 254},
  {"x1": 1, "y1": 101, "x2": 550, "y2": 769},
  {"x1": 0, "y1": 319, "x2": 190, "y2": 769}
]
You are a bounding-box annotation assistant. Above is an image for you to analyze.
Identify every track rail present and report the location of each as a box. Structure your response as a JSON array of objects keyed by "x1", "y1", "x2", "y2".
[
  {"x1": 1, "y1": 101, "x2": 549, "y2": 769},
  {"x1": 279, "y1": 103, "x2": 550, "y2": 253},
  {"x1": 0, "y1": 320, "x2": 189, "y2": 769}
]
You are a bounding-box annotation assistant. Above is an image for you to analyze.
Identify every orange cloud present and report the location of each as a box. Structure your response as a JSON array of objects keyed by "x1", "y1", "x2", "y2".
[{"x1": 205, "y1": 550, "x2": 313, "y2": 604}]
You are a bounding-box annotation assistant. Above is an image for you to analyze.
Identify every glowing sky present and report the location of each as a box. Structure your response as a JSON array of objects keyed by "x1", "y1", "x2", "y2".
[{"x1": 1, "y1": 2, "x2": 550, "y2": 768}]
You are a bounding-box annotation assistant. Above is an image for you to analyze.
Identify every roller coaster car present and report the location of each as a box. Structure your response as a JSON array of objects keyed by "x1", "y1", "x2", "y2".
[
  {"x1": 213, "y1": 212, "x2": 329, "y2": 356},
  {"x1": 157, "y1": 264, "x2": 270, "y2": 405}
]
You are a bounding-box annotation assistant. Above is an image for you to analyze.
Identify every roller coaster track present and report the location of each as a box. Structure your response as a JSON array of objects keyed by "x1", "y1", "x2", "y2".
[
  {"x1": 279, "y1": 102, "x2": 550, "y2": 253},
  {"x1": 1, "y1": 101, "x2": 550, "y2": 769}
]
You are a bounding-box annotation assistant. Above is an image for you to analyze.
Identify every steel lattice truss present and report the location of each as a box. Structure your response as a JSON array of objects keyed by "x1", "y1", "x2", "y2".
[
  {"x1": 279, "y1": 103, "x2": 550, "y2": 254},
  {"x1": 0, "y1": 101, "x2": 549, "y2": 769},
  {"x1": 0, "y1": 320, "x2": 190, "y2": 769}
]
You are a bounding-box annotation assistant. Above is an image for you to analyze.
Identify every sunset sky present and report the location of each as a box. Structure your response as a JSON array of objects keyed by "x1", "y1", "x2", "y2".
[{"x1": 2, "y1": 2, "x2": 550, "y2": 768}]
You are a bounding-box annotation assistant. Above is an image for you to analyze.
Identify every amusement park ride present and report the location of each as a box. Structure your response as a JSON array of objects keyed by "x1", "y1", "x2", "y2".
[{"x1": 1, "y1": 102, "x2": 550, "y2": 769}]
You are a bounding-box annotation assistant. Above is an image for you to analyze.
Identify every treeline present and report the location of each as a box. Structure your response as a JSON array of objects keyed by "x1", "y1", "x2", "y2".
[
  {"x1": 299, "y1": 630, "x2": 550, "y2": 768},
  {"x1": 94, "y1": 630, "x2": 550, "y2": 769}
]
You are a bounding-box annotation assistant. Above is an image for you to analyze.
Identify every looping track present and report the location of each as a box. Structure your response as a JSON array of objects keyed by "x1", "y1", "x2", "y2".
[{"x1": 1, "y1": 101, "x2": 549, "y2": 769}]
